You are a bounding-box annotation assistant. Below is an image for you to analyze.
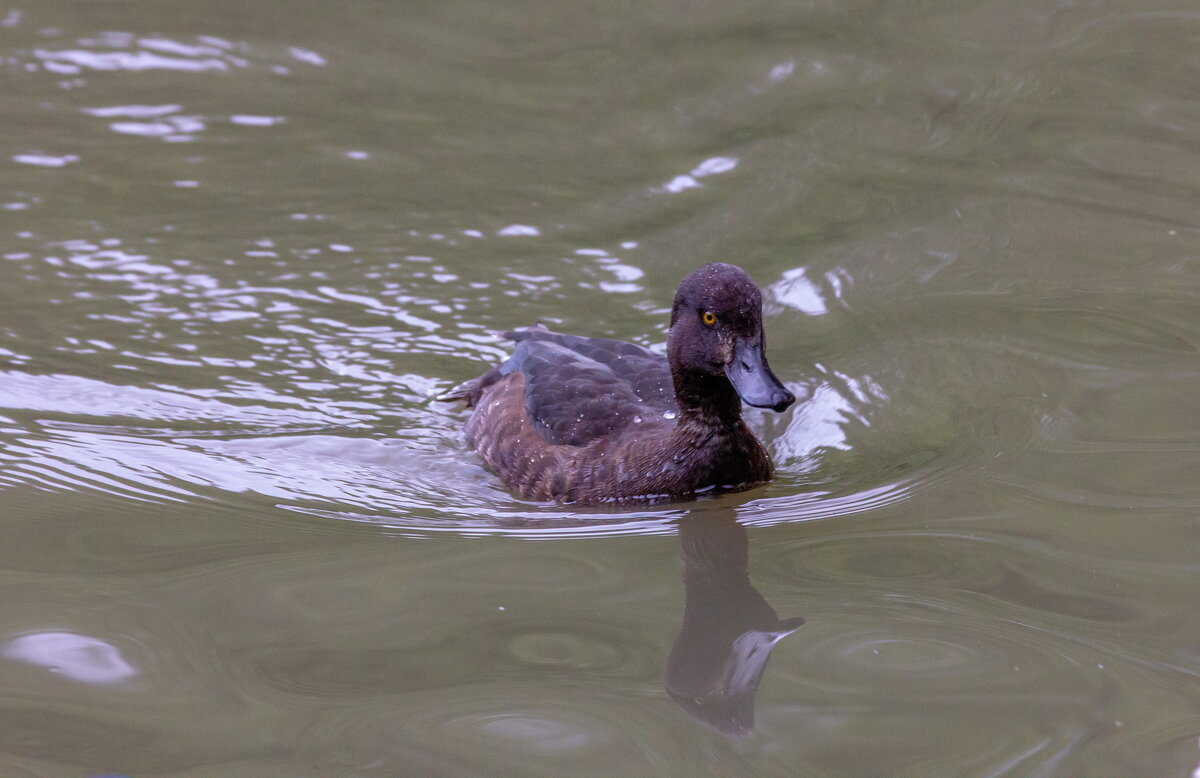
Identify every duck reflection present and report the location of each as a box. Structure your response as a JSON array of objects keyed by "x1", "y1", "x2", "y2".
[{"x1": 665, "y1": 508, "x2": 804, "y2": 739}]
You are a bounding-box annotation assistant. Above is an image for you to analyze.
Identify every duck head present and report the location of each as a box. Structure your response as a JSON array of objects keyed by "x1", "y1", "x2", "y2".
[{"x1": 668, "y1": 263, "x2": 795, "y2": 413}]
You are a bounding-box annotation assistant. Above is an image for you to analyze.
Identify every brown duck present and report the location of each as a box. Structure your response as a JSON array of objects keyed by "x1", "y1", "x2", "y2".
[{"x1": 442, "y1": 263, "x2": 794, "y2": 504}]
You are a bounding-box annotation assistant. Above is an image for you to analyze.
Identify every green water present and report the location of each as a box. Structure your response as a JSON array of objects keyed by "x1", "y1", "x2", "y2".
[{"x1": 2, "y1": 1, "x2": 1199, "y2": 775}]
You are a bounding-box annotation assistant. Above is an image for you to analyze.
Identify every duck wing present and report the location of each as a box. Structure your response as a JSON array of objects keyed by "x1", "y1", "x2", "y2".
[{"x1": 502, "y1": 327, "x2": 676, "y2": 447}]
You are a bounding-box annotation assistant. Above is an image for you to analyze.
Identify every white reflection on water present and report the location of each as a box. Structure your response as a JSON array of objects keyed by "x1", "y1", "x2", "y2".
[
  {"x1": 16, "y1": 28, "x2": 326, "y2": 100},
  {"x1": 775, "y1": 381, "x2": 851, "y2": 463},
  {"x1": 497, "y1": 224, "x2": 541, "y2": 237},
  {"x1": 656, "y1": 156, "x2": 739, "y2": 194},
  {"x1": 767, "y1": 59, "x2": 796, "y2": 83},
  {"x1": 230, "y1": 114, "x2": 284, "y2": 127},
  {"x1": 11, "y1": 153, "x2": 80, "y2": 168},
  {"x1": 596, "y1": 260, "x2": 645, "y2": 295},
  {"x1": 770, "y1": 267, "x2": 829, "y2": 316},
  {"x1": 2, "y1": 632, "x2": 139, "y2": 685},
  {"x1": 478, "y1": 714, "x2": 594, "y2": 751},
  {"x1": 36, "y1": 48, "x2": 232, "y2": 73},
  {"x1": 288, "y1": 47, "x2": 327, "y2": 66},
  {"x1": 83, "y1": 104, "x2": 181, "y2": 118}
]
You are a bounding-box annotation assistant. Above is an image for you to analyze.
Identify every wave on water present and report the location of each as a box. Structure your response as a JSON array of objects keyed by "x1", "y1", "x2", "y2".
[{"x1": 0, "y1": 364, "x2": 927, "y2": 538}]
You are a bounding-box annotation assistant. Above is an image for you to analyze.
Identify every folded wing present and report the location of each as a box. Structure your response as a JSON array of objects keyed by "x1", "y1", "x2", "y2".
[{"x1": 503, "y1": 327, "x2": 675, "y2": 446}]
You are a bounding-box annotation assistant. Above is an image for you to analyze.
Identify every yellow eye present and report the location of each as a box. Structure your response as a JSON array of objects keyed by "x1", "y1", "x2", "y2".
[{"x1": 702, "y1": 311, "x2": 716, "y2": 326}]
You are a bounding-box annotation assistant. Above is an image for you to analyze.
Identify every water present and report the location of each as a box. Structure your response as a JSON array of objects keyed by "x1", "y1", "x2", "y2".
[{"x1": 2, "y1": 0, "x2": 1199, "y2": 774}]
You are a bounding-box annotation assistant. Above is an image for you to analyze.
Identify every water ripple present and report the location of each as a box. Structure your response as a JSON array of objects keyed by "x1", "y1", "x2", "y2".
[{"x1": 0, "y1": 351, "x2": 938, "y2": 536}]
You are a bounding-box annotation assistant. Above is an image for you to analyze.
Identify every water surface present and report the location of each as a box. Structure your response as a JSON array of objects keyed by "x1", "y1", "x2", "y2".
[{"x1": 2, "y1": 1, "x2": 1200, "y2": 775}]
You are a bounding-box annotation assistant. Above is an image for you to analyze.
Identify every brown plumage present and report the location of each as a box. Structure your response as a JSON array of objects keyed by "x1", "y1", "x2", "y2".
[{"x1": 441, "y1": 263, "x2": 795, "y2": 504}]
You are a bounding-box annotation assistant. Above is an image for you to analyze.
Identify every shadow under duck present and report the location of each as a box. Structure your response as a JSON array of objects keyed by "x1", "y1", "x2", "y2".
[{"x1": 441, "y1": 263, "x2": 794, "y2": 504}]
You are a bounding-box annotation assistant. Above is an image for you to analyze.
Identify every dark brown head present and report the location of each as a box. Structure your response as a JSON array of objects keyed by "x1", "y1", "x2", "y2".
[{"x1": 668, "y1": 263, "x2": 794, "y2": 413}]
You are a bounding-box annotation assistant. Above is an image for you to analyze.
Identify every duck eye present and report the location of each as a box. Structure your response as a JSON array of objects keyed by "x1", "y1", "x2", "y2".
[{"x1": 702, "y1": 311, "x2": 717, "y2": 326}]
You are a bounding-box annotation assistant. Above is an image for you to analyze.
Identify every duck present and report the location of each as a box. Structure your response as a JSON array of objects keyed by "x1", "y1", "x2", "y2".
[{"x1": 440, "y1": 262, "x2": 795, "y2": 504}]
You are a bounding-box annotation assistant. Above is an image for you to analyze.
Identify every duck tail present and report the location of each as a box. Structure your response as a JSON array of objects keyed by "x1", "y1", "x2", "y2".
[
  {"x1": 435, "y1": 375, "x2": 485, "y2": 406},
  {"x1": 436, "y1": 326, "x2": 546, "y2": 406},
  {"x1": 434, "y1": 363, "x2": 508, "y2": 407}
]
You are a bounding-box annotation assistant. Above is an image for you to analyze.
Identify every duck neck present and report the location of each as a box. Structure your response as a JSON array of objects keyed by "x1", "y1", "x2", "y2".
[{"x1": 671, "y1": 369, "x2": 745, "y2": 433}]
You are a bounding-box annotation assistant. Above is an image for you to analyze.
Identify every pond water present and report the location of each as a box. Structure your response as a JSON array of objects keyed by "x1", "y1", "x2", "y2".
[{"x1": 2, "y1": 0, "x2": 1200, "y2": 774}]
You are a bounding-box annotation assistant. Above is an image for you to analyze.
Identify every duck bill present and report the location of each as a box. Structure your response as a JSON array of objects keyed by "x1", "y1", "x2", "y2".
[{"x1": 725, "y1": 338, "x2": 795, "y2": 412}]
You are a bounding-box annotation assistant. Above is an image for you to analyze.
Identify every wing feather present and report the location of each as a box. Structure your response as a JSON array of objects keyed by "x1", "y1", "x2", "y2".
[{"x1": 502, "y1": 328, "x2": 675, "y2": 446}]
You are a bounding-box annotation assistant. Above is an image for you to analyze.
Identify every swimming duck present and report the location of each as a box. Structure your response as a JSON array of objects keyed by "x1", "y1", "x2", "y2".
[{"x1": 442, "y1": 262, "x2": 794, "y2": 504}]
